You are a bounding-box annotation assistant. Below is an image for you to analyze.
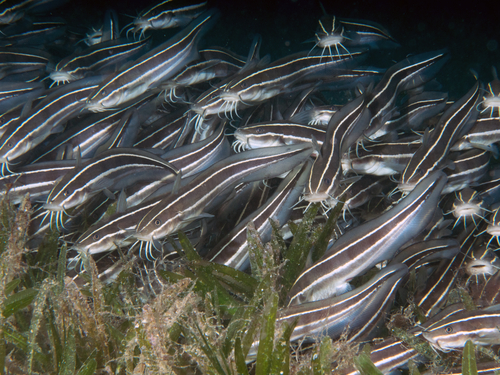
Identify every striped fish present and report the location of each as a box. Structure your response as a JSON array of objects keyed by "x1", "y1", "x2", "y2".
[
  {"x1": 287, "y1": 170, "x2": 446, "y2": 305},
  {"x1": 86, "y1": 10, "x2": 218, "y2": 112},
  {"x1": 422, "y1": 304, "x2": 500, "y2": 351}
]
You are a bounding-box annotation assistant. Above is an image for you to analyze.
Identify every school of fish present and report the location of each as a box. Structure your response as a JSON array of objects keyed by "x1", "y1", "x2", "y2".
[{"x1": 2, "y1": 0, "x2": 500, "y2": 373}]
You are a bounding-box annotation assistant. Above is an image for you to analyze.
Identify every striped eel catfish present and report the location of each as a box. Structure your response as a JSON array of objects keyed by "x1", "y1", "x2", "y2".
[
  {"x1": 422, "y1": 304, "x2": 500, "y2": 351},
  {"x1": 0, "y1": 103, "x2": 24, "y2": 139},
  {"x1": 339, "y1": 303, "x2": 467, "y2": 375},
  {"x1": 449, "y1": 187, "x2": 486, "y2": 229},
  {"x1": 465, "y1": 246, "x2": 500, "y2": 283},
  {"x1": 373, "y1": 90, "x2": 448, "y2": 136},
  {"x1": 43, "y1": 148, "x2": 179, "y2": 229},
  {"x1": 287, "y1": 170, "x2": 446, "y2": 306},
  {"x1": 188, "y1": 55, "x2": 366, "y2": 134},
  {"x1": 289, "y1": 106, "x2": 337, "y2": 127},
  {"x1": 0, "y1": 76, "x2": 103, "y2": 167},
  {"x1": 72, "y1": 195, "x2": 168, "y2": 255},
  {"x1": 199, "y1": 46, "x2": 247, "y2": 68},
  {"x1": 31, "y1": 93, "x2": 158, "y2": 163},
  {"x1": 122, "y1": 123, "x2": 230, "y2": 208},
  {"x1": 343, "y1": 136, "x2": 421, "y2": 176},
  {"x1": 451, "y1": 117, "x2": 500, "y2": 153},
  {"x1": 50, "y1": 37, "x2": 150, "y2": 85},
  {"x1": 158, "y1": 123, "x2": 229, "y2": 178},
  {"x1": 338, "y1": 18, "x2": 398, "y2": 47},
  {"x1": 389, "y1": 238, "x2": 460, "y2": 272},
  {"x1": 215, "y1": 50, "x2": 366, "y2": 119},
  {"x1": 82, "y1": 9, "x2": 119, "y2": 47},
  {"x1": 160, "y1": 57, "x2": 242, "y2": 103},
  {"x1": 247, "y1": 264, "x2": 408, "y2": 362},
  {"x1": 475, "y1": 173, "x2": 500, "y2": 206},
  {"x1": 309, "y1": 15, "x2": 352, "y2": 60},
  {"x1": 130, "y1": 0, "x2": 207, "y2": 38},
  {"x1": 232, "y1": 122, "x2": 327, "y2": 152},
  {"x1": 75, "y1": 143, "x2": 311, "y2": 255},
  {"x1": 207, "y1": 180, "x2": 271, "y2": 245},
  {"x1": 0, "y1": 159, "x2": 76, "y2": 204},
  {"x1": 340, "y1": 175, "x2": 385, "y2": 219},
  {"x1": 339, "y1": 336, "x2": 422, "y2": 375},
  {"x1": 134, "y1": 143, "x2": 314, "y2": 250},
  {"x1": 206, "y1": 160, "x2": 311, "y2": 270},
  {"x1": 0, "y1": 18, "x2": 66, "y2": 48},
  {"x1": 0, "y1": 0, "x2": 31, "y2": 25},
  {"x1": 304, "y1": 94, "x2": 370, "y2": 205},
  {"x1": 133, "y1": 110, "x2": 189, "y2": 149},
  {"x1": 0, "y1": 81, "x2": 44, "y2": 114},
  {"x1": 0, "y1": 48, "x2": 50, "y2": 77},
  {"x1": 310, "y1": 16, "x2": 396, "y2": 61},
  {"x1": 443, "y1": 148, "x2": 490, "y2": 194},
  {"x1": 364, "y1": 49, "x2": 449, "y2": 139},
  {"x1": 399, "y1": 81, "x2": 481, "y2": 192},
  {"x1": 415, "y1": 224, "x2": 478, "y2": 317},
  {"x1": 85, "y1": 9, "x2": 218, "y2": 112}
]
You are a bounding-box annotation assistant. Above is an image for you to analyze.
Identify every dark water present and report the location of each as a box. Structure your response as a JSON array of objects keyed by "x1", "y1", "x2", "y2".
[{"x1": 50, "y1": 0, "x2": 500, "y2": 97}]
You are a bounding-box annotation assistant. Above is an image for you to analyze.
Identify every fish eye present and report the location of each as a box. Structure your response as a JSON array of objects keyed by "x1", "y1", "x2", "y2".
[
  {"x1": 64, "y1": 189, "x2": 71, "y2": 196},
  {"x1": 92, "y1": 233, "x2": 100, "y2": 241},
  {"x1": 154, "y1": 219, "x2": 161, "y2": 226},
  {"x1": 324, "y1": 177, "x2": 331, "y2": 185},
  {"x1": 445, "y1": 326, "x2": 453, "y2": 333},
  {"x1": 256, "y1": 128, "x2": 264, "y2": 134}
]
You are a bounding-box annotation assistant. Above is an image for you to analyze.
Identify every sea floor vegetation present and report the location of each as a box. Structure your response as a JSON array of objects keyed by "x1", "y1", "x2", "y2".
[{"x1": 0, "y1": 194, "x2": 490, "y2": 374}]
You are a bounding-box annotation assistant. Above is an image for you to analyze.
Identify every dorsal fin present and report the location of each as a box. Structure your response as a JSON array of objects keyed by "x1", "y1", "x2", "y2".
[
  {"x1": 21, "y1": 99, "x2": 33, "y2": 119},
  {"x1": 311, "y1": 134, "x2": 322, "y2": 156},
  {"x1": 319, "y1": 1, "x2": 328, "y2": 16},
  {"x1": 172, "y1": 170, "x2": 183, "y2": 195},
  {"x1": 492, "y1": 66, "x2": 499, "y2": 81},
  {"x1": 237, "y1": 35, "x2": 263, "y2": 75},
  {"x1": 95, "y1": 109, "x2": 134, "y2": 156},
  {"x1": 55, "y1": 144, "x2": 67, "y2": 161},
  {"x1": 469, "y1": 68, "x2": 479, "y2": 80},
  {"x1": 116, "y1": 189, "x2": 127, "y2": 213},
  {"x1": 247, "y1": 34, "x2": 262, "y2": 62},
  {"x1": 422, "y1": 127, "x2": 430, "y2": 146},
  {"x1": 75, "y1": 145, "x2": 82, "y2": 167}
]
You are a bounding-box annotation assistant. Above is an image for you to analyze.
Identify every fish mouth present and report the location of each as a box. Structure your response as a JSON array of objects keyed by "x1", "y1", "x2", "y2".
[
  {"x1": 398, "y1": 182, "x2": 416, "y2": 193},
  {"x1": 72, "y1": 241, "x2": 116, "y2": 255},
  {"x1": 132, "y1": 20, "x2": 151, "y2": 34},
  {"x1": 132, "y1": 232, "x2": 153, "y2": 243},
  {"x1": 50, "y1": 71, "x2": 76, "y2": 83},
  {"x1": 303, "y1": 192, "x2": 330, "y2": 203},
  {"x1": 42, "y1": 203, "x2": 64, "y2": 211},
  {"x1": 466, "y1": 259, "x2": 498, "y2": 276},
  {"x1": 218, "y1": 90, "x2": 240, "y2": 102},
  {"x1": 421, "y1": 332, "x2": 434, "y2": 343},
  {"x1": 85, "y1": 100, "x2": 107, "y2": 113}
]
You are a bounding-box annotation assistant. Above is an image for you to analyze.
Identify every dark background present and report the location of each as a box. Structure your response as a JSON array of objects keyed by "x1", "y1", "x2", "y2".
[{"x1": 51, "y1": 0, "x2": 500, "y2": 98}]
